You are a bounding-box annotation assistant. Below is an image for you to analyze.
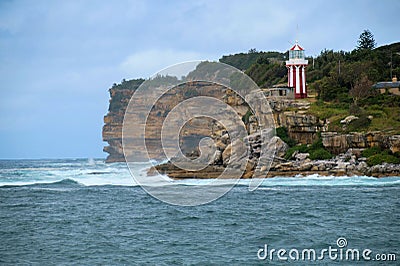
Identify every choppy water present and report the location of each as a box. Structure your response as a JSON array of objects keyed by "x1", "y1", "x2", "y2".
[{"x1": 0, "y1": 159, "x2": 399, "y2": 264}]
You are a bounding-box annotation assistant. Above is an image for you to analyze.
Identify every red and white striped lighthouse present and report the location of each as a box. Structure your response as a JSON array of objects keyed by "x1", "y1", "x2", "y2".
[{"x1": 286, "y1": 41, "x2": 308, "y2": 99}]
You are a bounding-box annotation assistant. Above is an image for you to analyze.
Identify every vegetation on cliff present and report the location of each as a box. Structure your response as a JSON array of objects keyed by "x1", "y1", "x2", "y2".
[
  {"x1": 219, "y1": 49, "x2": 285, "y2": 71},
  {"x1": 219, "y1": 30, "x2": 400, "y2": 134},
  {"x1": 104, "y1": 30, "x2": 400, "y2": 167},
  {"x1": 108, "y1": 79, "x2": 144, "y2": 112},
  {"x1": 362, "y1": 147, "x2": 400, "y2": 166},
  {"x1": 215, "y1": 30, "x2": 400, "y2": 167},
  {"x1": 282, "y1": 132, "x2": 333, "y2": 161}
]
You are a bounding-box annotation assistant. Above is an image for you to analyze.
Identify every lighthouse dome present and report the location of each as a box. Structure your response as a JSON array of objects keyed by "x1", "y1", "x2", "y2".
[{"x1": 289, "y1": 41, "x2": 305, "y2": 59}]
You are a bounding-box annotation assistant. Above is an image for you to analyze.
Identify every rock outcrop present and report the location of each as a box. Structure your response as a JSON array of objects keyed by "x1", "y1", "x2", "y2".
[
  {"x1": 103, "y1": 80, "x2": 241, "y2": 162},
  {"x1": 321, "y1": 132, "x2": 400, "y2": 154},
  {"x1": 154, "y1": 146, "x2": 400, "y2": 178},
  {"x1": 103, "y1": 80, "x2": 143, "y2": 162},
  {"x1": 281, "y1": 111, "x2": 327, "y2": 144},
  {"x1": 268, "y1": 99, "x2": 328, "y2": 145},
  {"x1": 103, "y1": 78, "x2": 327, "y2": 162},
  {"x1": 103, "y1": 79, "x2": 400, "y2": 178}
]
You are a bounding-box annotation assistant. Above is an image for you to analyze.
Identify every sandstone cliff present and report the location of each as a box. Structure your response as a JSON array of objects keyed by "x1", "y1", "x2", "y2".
[
  {"x1": 103, "y1": 78, "x2": 400, "y2": 178},
  {"x1": 103, "y1": 79, "x2": 144, "y2": 162},
  {"x1": 103, "y1": 80, "x2": 400, "y2": 163},
  {"x1": 322, "y1": 132, "x2": 400, "y2": 154},
  {"x1": 103, "y1": 79, "x2": 242, "y2": 162}
]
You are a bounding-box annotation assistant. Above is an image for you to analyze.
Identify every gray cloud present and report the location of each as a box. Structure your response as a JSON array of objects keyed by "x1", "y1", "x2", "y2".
[{"x1": 0, "y1": 0, "x2": 398, "y2": 158}]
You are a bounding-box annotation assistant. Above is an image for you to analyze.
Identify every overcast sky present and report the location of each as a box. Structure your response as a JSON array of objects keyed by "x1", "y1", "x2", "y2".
[{"x1": 0, "y1": 0, "x2": 399, "y2": 159}]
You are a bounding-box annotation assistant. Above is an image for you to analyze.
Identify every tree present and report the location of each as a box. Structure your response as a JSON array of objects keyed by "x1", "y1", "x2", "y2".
[
  {"x1": 349, "y1": 74, "x2": 374, "y2": 105},
  {"x1": 341, "y1": 61, "x2": 372, "y2": 89},
  {"x1": 357, "y1": 30, "x2": 376, "y2": 50}
]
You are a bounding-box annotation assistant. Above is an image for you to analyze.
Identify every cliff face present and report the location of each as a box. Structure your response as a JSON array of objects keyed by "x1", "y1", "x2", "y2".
[
  {"x1": 103, "y1": 82, "x2": 328, "y2": 162},
  {"x1": 268, "y1": 99, "x2": 327, "y2": 144},
  {"x1": 322, "y1": 132, "x2": 400, "y2": 154},
  {"x1": 103, "y1": 80, "x2": 400, "y2": 164},
  {"x1": 103, "y1": 80, "x2": 144, "y2": 162},
  {"x1": 103, "y1": 80, "x2": 240, "y2": 162}
]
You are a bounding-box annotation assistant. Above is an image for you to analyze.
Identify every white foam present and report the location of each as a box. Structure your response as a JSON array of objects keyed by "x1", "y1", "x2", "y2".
[{"x1": 1, "y1": 160, "x2": 399, "y2": 187}]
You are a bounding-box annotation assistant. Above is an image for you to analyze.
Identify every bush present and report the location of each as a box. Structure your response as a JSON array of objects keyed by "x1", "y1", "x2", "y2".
[
  {"x1": 276, "y1": 127, "x2": 297, "y2": 147},
  {"x1": 284, "y1": 135, "x2": 333, "y2": 160},
  {"x1": 349, "y1": 104, "x2": 362, "y2": 115},
  {"x1": 346, "y1": 114, "x2": 371, "y2": 132},
  {"x1": 309, "y1": 148, "x2": 333, "y2": 160},
  {"x1": 361, "y1": 146, "x2": 381, "y2": 158},
  {"x1": 310, "y1": 136, "x2": 324, "y2": 150},
  {"x1": 284, "y1": 145, "x2": 308, "y2": 160},
  {"x1": 367, "y1": 154, "x2": 400, "y2": 166},
  {"x1": 241, "y1": 109, "x2": 252, "y2": 124}
]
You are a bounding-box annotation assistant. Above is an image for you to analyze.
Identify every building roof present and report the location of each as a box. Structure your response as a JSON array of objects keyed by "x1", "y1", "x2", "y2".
[
  {"x1": 290, "y1": 42, "x2": 304, "y2": 51},
  {"x1": 373, "y1": 81, "x2": 400, "y2": 89}
]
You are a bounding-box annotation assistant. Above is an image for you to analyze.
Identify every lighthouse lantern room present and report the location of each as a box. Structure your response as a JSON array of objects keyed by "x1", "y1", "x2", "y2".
[{"x1": 286, "y1": 41, "x2": 308, "y2": 98}]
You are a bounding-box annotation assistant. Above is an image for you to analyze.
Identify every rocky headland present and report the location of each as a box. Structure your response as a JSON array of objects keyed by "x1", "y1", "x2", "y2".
[
  {"x1": 103, "y1": 79, "x2": 400, "y2": 178},
  {"x1": 154, "y1": 130, "x2": 400, "y2": 178}
]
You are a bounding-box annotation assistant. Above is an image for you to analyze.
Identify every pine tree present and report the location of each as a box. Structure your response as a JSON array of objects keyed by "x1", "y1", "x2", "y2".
[{"x1": 357, "y1": 30, "x2": 376, "y2": 50}]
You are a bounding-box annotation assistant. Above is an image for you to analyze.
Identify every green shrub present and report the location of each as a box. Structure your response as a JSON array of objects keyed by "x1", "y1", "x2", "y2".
[
  {"x1": 242, "y1": 109, "x2": 252, "y2": 124},
  {"x1": 349, "y1": 104, "x2": 362, "y2": 115},
  {"x1": 310, "y1": 136, "x2": 324, "y2": 150},
  {"x1": 284, "y1": 145, "x2": 308, "y2": 160},
  {"x1": 361, "y1": 146, "x2": 381, "y2": 158},
  {"x1": 346, "y1": 114, "x2": 371, "y2": 132},
  {"x1": 367, "y1": 154, "x2": 400, "y2": 166},
  {"x1": 276, "y1": 127, "x2": 297, "y2": 147},
  {"x1": 276, "y1": 127, "x2": 287, "y2": 138},
  {"x1": 309, "y1": 148, "x2": 333, "y2": 160},
  {"x1": 284, "y1": 135, "x2": 333, "y2": 160}
]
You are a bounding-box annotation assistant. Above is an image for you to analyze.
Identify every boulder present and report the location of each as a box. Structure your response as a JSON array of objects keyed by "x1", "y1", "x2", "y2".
[
  {"x1": 340, "y1": 115, "x2": 359, "y2": 124},
  {"x1": 215, "y1": 140, "x2": 227, "y2": 151},
  {"x1": 299, "y1": 162, "x2": 313, "y2": 171},
  {"x1": 346, "y1": 148, "x2": 364, "y2": 158},
  {"x1": 222, "y1": 139, "x2": 248, "y2": 168},
  {"x1": 274, "y1": 162, "x2": 294, "y2": 171},
  {"x1": 213, "y1": 150, "x2": 222, "y2": 164},
  {"x1": 295, "y1": 153, "x2": 309, "y2": 161},
  {"x1": 388, "y1": 135, "x2": 400, "y2": 153},
  {"x1": 220, "y1": 133, "x2": 230, "y2": 144},
  {"x1": 222, "y1": 143, "x2": 232, "y2": 166},
  {"x1": 265, "y1": 136, "x2": 289, "y2": 158},
  {"x1": 356, "y1": 161, "x2": 368, "y2": 173}
]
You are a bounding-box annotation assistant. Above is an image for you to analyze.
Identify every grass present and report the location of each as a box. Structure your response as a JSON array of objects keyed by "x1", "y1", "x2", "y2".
[
  {"x1": 307, "y1": 101, "x2": 349, "y2": 120},
  {"x1": 367, "y1": 107, "x2": 400, "y2": 134},
  {"x1": 304, "y1": 100, "x2": 400, "y2": 134}
]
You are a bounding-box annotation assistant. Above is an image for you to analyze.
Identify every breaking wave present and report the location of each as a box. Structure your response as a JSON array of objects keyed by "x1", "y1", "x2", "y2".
[{"x1": 0, "y1": 159, "x2": 399, "y2": 188}]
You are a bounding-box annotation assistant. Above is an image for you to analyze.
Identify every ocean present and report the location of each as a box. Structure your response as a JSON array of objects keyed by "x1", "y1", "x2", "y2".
[{"x1": 0, "y1": 159, "x2": 399, "y2": 264}]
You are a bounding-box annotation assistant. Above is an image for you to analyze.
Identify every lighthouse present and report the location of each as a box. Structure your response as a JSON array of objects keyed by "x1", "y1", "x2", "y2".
[{"x1": 286, "y1": 41, "x2": 308, "y2": 98}]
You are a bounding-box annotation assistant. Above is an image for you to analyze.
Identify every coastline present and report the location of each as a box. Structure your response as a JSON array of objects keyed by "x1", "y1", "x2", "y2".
[{"x1": 152, "y1": 158, "x2": 400, "y2": 179}]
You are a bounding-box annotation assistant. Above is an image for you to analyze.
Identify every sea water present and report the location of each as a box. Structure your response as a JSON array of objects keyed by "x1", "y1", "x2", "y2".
[{"x1": 0, "y1": 159, "x2": 399, "y2": 264}]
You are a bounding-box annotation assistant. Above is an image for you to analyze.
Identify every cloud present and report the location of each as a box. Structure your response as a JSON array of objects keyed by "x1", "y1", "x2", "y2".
[{"x1": 1, "y1": 0, "x2": 399, "y2": 158}]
